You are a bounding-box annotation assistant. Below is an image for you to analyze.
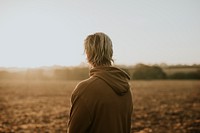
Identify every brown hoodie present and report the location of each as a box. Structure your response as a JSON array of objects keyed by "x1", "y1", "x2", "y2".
[{"x1": 68, "y1": 66, "x2": 133, "y2": 133}]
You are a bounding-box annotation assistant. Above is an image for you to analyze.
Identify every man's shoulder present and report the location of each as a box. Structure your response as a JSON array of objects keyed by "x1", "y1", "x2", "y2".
[
  {"x1": 77, "y1": 77, "x2": 98, "y2": 88},
  {"x1": 72, "y1": 77, "x2": 99, "y2": 95}
]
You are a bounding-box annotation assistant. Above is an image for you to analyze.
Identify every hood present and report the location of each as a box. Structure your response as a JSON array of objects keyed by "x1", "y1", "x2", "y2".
[{"x1": 90, "y1": 66, "x2": 130, "y2": 96}]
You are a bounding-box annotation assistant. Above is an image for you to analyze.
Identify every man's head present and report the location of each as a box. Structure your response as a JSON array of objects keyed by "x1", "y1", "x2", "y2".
[{"x1": 84, "y1": 32, "x2": 113, "y2": 67}]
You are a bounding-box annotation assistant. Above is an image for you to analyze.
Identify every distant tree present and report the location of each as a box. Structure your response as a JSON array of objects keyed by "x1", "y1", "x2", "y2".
[
  {"x1": 25, "y1": 69, "x2": 46, "y2": 80},
  {"x1": 53, "y1": 67, "x2": 89, "y2": 80},
  {"x1": 168, "y1": 70, "x2": 200, "y2": 79},
  {"x1": 0, "y1": 71, "x2": 25, "y2": 80},
  {"x1": 132, "y1": 64, "x2": 166, "y2": 80}
]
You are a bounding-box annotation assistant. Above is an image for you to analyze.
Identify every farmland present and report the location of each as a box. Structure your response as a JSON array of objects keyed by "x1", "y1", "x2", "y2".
[{"x1": 0, "y1": 80, "x2": 200, "y2": 133}]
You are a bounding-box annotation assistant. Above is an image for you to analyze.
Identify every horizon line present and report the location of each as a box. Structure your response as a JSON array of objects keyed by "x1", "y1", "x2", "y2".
[{"x1": 0, "y1": 62, "x2": 200, "y2": 69}]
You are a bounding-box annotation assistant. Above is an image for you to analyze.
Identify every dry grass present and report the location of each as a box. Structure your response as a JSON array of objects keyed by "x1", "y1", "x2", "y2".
[
  {"x1": 131, "y1": 80, "x2": 200, "y2": 133},
  {"x1": 0, "y1": 80, "x2": 200, "y2": 133}
]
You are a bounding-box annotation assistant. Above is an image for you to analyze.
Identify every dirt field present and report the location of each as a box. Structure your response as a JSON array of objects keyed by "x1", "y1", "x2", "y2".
[{"x1": 0, "y1": 80, "x2": 199, "y2": 133}]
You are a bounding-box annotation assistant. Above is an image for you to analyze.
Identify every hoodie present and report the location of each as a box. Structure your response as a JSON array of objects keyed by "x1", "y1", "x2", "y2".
[{"x1": 68, "y1": 66, "x2": 133, "y2": 133}]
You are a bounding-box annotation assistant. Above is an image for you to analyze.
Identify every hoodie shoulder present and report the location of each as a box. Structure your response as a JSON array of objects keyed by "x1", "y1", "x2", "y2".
[{"x1": 71, "y1": 77, "x2": 98, "y2": 99}]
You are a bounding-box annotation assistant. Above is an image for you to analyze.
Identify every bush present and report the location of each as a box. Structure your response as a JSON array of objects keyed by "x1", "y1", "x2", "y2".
[
  {"x1": 132, "y1": 64, "x2": 166, "y2": 80},
  {"x1": 168, "y1": 70, "x2": 200, "y2": 79},
  {"x1": 54, "y1": 67, "x2": 89, "y2": 80}
]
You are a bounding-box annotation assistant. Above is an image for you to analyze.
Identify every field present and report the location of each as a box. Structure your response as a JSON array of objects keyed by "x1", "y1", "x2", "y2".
[{"x1": 0, "y1": 80, "x2": 200, "y2": 133}]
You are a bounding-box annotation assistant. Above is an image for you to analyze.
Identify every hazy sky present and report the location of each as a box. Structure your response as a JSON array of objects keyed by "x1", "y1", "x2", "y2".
[{"x1": 0, "y1": 0, "x2": 200, "y2": 67}]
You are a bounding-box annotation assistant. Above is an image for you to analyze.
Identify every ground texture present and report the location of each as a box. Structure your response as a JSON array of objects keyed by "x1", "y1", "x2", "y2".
[{"x1": 0, "y1": 80, "x2": 199, "y2": 133}]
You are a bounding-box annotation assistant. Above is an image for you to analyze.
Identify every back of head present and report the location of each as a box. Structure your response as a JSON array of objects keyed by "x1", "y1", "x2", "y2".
[{"x1": 84, "y1": 32, "x2": 114, "y2": 67}]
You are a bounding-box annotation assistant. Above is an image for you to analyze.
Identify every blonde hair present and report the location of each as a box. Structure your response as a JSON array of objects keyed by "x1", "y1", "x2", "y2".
[{"x1": 84, "y1": 32, "x2": 114, "y2": 67}]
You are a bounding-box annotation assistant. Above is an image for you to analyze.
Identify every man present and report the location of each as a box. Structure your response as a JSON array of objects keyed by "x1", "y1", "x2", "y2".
[{"x1": 68, "y1": 32, "x2": 133, "y2": 133}]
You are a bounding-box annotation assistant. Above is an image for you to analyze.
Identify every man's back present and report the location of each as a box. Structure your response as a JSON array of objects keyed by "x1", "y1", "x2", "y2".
[{"x1": 68, "y1": 66, "x2": 133, "y2": 133}]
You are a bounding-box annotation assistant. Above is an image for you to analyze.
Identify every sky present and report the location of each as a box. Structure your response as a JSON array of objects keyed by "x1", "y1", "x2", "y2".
[{"x1": 0, "y1": 0, "x2": 200, "y2": 67}]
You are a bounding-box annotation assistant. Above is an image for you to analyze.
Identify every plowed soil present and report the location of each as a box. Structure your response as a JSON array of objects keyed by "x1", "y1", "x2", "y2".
[{"x1": 0, "y1": 80, "x2": 199, "y2": 133}]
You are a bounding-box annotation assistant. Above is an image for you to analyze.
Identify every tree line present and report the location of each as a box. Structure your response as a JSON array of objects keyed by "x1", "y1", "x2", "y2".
[
  {"x1": 0, "y1": 64, "x2": 200, "y2": 80},
  {"x1": 129, "y1": 64, "x2": 200, "y2": 80}
]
